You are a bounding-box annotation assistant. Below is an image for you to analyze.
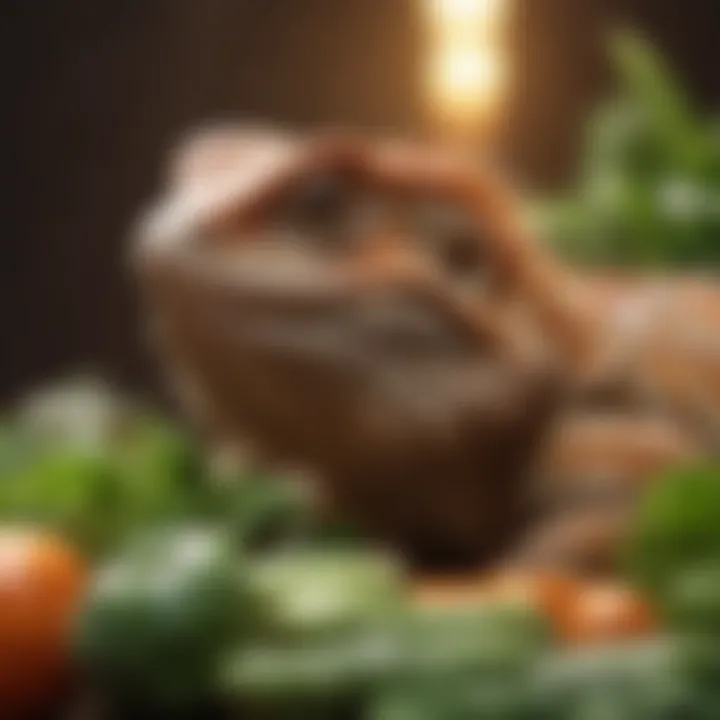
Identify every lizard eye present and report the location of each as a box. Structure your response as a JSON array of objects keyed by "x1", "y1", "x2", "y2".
[
  {"x1": 440, "y1": 229, "x2": 486, "y2": 277},
  {"x1": 294, "y1": 170, "x2": 353, "y2": 224},
  {"x1": 278, "y1": 168, "x2": 406, "y2": 251},
  {"x1": 280, "y1": 168, "x2": 363, "y2": 245},
  {"x1": 414, "y1": 201, "x2": 489, "y2": 281}
]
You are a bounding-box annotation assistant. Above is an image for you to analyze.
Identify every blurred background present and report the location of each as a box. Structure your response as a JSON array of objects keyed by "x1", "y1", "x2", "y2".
[{"x1": 5, "y1": 0, "x2": 719, "y2": 406}]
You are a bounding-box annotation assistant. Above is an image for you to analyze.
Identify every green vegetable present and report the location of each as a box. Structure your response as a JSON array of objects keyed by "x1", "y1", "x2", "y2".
[
  {"x1": 0, "y1": 420, "x2": 34, "y2": 478},
  {"x1": 225, "y1": 475, "x2": 319, "y2": 550},
  {"x1": 249, "y1": 550, "x2": 405, "y2": 638},
  {"x1": 369, "y1": 673, "x2": 539, "y2": 720},
  {"x1": 368, "y1": 689, "x2": 435, "y2": 720},
  {"x1": 384, "y1": 601, "x2": 551, "y2": 678},
  {"x1": 223, "y1": 600, "x2": 550, "y2": 711},
  {"x1": 0, "y1": 418, "x2": 214, "y2": 558},
  {"x1": 1, "y1": 447, "x2": 121, "y2": 556},
  {"x1": 626, "y1": 464, "x2": 720, "y2": 606},
  {"x1": 223, "y1": 468, "x2": 366, "y2": 552},
  {"x1": 224, "y1": 632, "x2": 396, "y2": 704},
  {"x1": 533, "y1": 636, "x2": 720, "y2": 720},
  {"x1": 366, "y1": 605, "x2": 550, "y2": 719},
  {"x1": 0, "y1": 377, "x2": 366, "y2": 560},
  {"x1": 366, "y1": 603, "x2": 548, "y2": 719},
  {"x1": 0, "y1": 377, "x2": 232, "y2": 557},
  {"x1": 75, "y1": 526, "x2": 256, "y2": 709},
  {"x1": 664, "y1": 562, "x2": 720, "y2": 636},
  {"x1": 538, "y1": 30, "x2": 720, "y2": 268},
  {"x1": 609, "y1": 30, "x2": 699, "y2": 170}
]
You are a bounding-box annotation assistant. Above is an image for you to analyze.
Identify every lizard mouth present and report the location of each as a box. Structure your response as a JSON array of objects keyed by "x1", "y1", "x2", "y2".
[{"x1": 134, "y1": 128, "x2": 563, "y2": 556}]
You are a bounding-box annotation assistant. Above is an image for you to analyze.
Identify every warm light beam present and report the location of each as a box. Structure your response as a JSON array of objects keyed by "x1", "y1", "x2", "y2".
[{"x1": 423, "y1": 0, "x2": 510, "y2": 143}]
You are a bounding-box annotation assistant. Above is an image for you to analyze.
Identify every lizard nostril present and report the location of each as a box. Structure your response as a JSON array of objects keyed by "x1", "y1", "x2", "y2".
[{"x1": 412, "y1": 201, "x2": 491, "y2": 285}]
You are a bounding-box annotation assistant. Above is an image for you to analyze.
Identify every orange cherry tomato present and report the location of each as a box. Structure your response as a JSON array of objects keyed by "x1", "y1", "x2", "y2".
[
  {"x1": 413, "y1": 571, "x2": 656, "y2": 647},
  {"x1": 0, "y1": 527, "x2": 87, "y2": 715},
  {"x1": 559, "y1": 581, "x2": 656, "y2": 645}
]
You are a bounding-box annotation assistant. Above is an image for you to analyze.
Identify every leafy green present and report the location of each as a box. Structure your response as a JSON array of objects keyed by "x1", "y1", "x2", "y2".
[
  {"x1": 664, "y1": 562, "x2": 720, "y2": 636},
  {"x1": 532, "y1": 636, "x2": 720, "y2": 720},
  {"x1": 75, "y1": 525, "x2": 257, "y2": 710},
  {"x1": 0, "y1": 408, "x2": 213, "y2": 557},
  {"x1": 626, "y1": 464, "x2": 720, "y2": 598},
  {"x1": 224, "y1": 601, "x2": 550, "y2": 714},
  {"x1": 0, "y1": 377, "x2": 333, "y2": 558},
  {"x1": 248, "y1": 550, "x2": 405, "y2": 639},
  {"x1": 538, "y1": 30, "x2": 720, "y2": 267},
  {"x1": 609, "y1": 30, "x2": 698, "y2": 169}
]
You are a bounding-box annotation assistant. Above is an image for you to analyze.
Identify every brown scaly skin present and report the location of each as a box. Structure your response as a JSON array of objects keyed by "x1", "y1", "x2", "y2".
[{"x1": 133, "y1": 127, "x2": 718, "y2": 573}]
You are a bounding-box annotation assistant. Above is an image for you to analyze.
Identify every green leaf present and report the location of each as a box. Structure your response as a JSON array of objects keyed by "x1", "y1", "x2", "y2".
[
  {"x1": 248, "y1": 550, "x2": 404, "y2": 639},
  {"x1": 609, "y1": 29, "x2": 699, "y2": 171},
  {"x1": 626, "y1": 464, "x2": 720, "y2": 603}
]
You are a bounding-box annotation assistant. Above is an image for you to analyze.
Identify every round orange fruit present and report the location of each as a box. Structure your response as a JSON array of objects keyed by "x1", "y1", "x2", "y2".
[
  {"x1": 0, "y1": 527, "x2": 87, "y2": 715},
  {"x1": 559, "y1": 581, "x2": 656, "y2": 645}
]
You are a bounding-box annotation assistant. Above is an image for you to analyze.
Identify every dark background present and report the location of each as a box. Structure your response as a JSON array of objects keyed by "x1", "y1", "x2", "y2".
[{"x1": 5, "y1": 0, "x2": 719, "y2": 405}]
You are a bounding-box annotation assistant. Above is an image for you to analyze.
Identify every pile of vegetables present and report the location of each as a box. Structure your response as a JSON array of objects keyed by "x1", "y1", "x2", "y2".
[
  {"x1": 0, "y1": 377, "x2": 720, "y2": 718},
  {"x1": 538, "y1": 31, "x2": 720, "y2": 268},
  {"x1": 0, "y1": 376, "x2": 343, "y2": 560}
]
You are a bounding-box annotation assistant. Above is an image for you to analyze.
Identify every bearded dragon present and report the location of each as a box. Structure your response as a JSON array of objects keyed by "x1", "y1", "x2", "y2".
[{"x1": 134, "y1": 127, "x2": 719, "y2": 573}]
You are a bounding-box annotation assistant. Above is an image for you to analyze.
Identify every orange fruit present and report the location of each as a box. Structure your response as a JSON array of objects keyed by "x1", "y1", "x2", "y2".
[
  {"x1": 559, "y1": 581, "x2": 656, "y2": 645},
  {"x1": 0, "y1": 527, "x2": 87, "y2": 715}
]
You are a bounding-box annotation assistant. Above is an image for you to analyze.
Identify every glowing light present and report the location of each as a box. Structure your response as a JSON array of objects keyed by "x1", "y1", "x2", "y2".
[
  {"x1": 425, "y1": 0, "x2": 508, "y2": 31},
  {"x1": 423, "y1": 0, "x2": 511, "y2": 140},
  {"x1": 428, "y1": 48, "x2": 505, "y2": 112}
]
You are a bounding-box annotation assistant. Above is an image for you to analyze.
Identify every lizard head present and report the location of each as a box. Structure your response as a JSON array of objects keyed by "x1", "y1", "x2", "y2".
[{"x1": 134, "y1": 127, "x2": 568, "y2": 562}]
